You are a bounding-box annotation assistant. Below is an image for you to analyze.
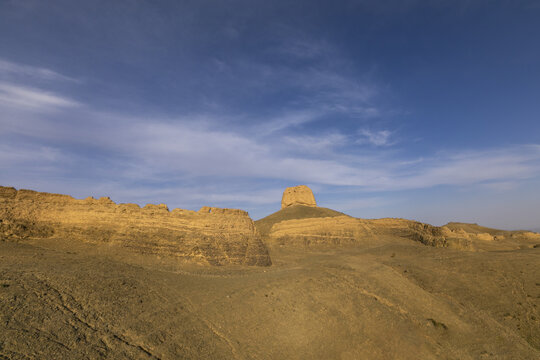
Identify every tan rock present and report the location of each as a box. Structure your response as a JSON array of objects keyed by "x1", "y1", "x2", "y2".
[
  {"x1": 198, "y1": 206, "x2": 248, "y2": 216},
  {"x1": 0, "y1": 186, "x2": 271, "y2": 266},
  {"x1": 0, "y1": 186, "x2": 17, "y2": 199},
  {"x1": 515, "y1": 231, "x2": 540, "y2": 240},
  {"x1": 474, "y1": 233, "x2": 494, "y2": 241},
  {"x1": 263, "y1": 211, "x2": 475, "y2": 251},
  {"x1": 269, "y1": 216, "x2": 372, "y2": 247},
  {"x1": 281, "y1": 185, "x2": 317, "y2": 209}
]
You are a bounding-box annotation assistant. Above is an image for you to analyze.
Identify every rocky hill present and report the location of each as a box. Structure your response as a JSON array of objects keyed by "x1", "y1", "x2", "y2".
[
  {"x1": 257, "y1": 187, "x2": 540, "y2": 252},
  {"x1": 0, "y1": 186, "x2": 271, "y2": 266},
  {"x1": 255, "y1": 204, "x2": 345, "y2": 237}
]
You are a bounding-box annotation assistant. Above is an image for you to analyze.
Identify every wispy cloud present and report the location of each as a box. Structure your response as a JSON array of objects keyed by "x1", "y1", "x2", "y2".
[
  {"x1": 357, "y1": 129, "x2": 393, "y2": 146},
  {"x1": 269, "y1": 65, "x2": 380, "y2": 117},
  {"x1": 0, "y1": 82, "x2": 79, "y2": 110},
  {"x1": 0, "y1": 58, "x2": 78, "y2": 82},
  {"x1": 0, "y1": 142, "x2": 66, "y2": 166},
  {"x1": 253, "y1": 110, "x2": 322, "y2": 136},
  {"x1": 274, "y1": 38, "x2": 334, "y2": 60},
  {"x1": 282, "y1": 133, "x2": 347, "y2": 154},
  {"x1": 204, "y1": 36, "x2": 383, "y2": 126},
  {"x1": 322, "y1": 196, "x2": 393, "y2": 212},
  {"x1": 394, "y1": 146, "x2": 540, "y2": 189},
  {"x1": 270, "y1": 37, "x2": 381, "y2": 117},
  {"x1": 113, "y1": 122, "x2": 540, "y2": 190}
]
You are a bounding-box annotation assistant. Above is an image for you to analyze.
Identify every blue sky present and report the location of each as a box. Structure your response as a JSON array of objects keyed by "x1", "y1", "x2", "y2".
[{"x1": 1, "y1": 0, "x2": 540, "y2": 230}]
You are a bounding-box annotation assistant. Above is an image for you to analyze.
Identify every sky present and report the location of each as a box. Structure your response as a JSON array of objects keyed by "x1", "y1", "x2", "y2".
[{"x1": 1, "y1": 0, "x2": 539, "y2": 230}]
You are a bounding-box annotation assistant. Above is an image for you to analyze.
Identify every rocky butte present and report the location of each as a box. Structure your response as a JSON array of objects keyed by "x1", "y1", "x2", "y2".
[{"x1": 281, "y1": 185, "x2": 317, "y2": 209}]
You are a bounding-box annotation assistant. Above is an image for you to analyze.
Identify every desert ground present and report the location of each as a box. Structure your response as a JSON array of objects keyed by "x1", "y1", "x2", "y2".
[{"x1": 0, "y1": 185, "x2": 539, "y2": 359}]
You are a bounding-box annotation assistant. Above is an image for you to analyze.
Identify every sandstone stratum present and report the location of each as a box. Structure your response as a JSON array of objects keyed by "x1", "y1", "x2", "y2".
[{"x1": 0, "y1": 186, "x2": 271, "y2": 266}]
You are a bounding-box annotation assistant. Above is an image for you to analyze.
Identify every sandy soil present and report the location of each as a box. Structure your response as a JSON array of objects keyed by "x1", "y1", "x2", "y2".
[{"x1": 1, "y1": 236, "x2": 539, "y2": 359}]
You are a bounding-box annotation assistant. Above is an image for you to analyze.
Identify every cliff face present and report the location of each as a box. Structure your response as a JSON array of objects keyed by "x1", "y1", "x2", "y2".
[{"x1": 0, "y1": 186, "x2": 271, "y2": 266}]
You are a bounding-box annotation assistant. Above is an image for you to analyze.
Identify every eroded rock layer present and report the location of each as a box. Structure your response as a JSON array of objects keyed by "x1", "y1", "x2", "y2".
[
  {"x1": 0, "y1": 186, "x2": 271, "y2": 266},
  {"x1": 266, "y1": 216, "x2": 473, "y2": 249},
  {"x1": 262, "y1": 208, "x2": 539, "y2": 251}
]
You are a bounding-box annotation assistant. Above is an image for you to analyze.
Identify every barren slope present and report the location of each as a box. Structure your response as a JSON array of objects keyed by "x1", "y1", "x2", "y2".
[{"x1": 1, "y1": 238, "x2": 538, "y2": 359}]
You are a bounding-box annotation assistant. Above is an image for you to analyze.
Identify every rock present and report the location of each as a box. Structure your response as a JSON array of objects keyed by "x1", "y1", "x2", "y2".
[
  {"x1": 0, "y1": 187, "x2": 17, "y2": 199},
  {"x1": 514, "y1": 231, "x2": 540, "y2": 240},
  {"x1": 474, "y1": 233, "x2": 494, "y2": 241},
  {"x1": 0, "y1": 186, "x2": 271, "y2": 266},
  {"x1": 266, "y1": 216, "x2": 474, "y2": 250},
  {"x1": 281, "y1": 185, "x2": 317, "y2": 209},
  {"x1": 198, "y1": 206, "x2": 248, "y2": 216}
]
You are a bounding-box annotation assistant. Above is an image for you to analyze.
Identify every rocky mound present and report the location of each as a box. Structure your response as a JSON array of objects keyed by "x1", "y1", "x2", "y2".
[
  {"x1": 258, "y1": 189, "x2": 539, "y2": 251},
  {"x1": 444, "y1": 222, "x2": 540, "y2": 248},
  {"x1": 255, "y1": 204, "x2": 345, "y2": 237},
  {"x1": 281, "y1": 185, "x2": 317, "y2": 209},
  {"x1": 263, "y1": 213, "x2": 540, "y2": 251},
  {"x1": 264, "y1": 216, "x2": 473, "y2": 250},
  {"x1": 0, "y1": 186, "x2": 271, "y2": 266}
]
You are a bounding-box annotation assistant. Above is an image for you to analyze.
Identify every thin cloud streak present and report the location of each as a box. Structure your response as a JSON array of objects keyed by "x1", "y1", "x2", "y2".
[
  {"x1": 0, "y1": 58, "x2": 78, "y2": 82},
  {"x1": 254, "y1": 110, "x2": 322, "y2": 136},
  {"x1": 0, "y1": 82, "x2": 80, "y2": 110},
  {"x1": 0, "y1": 142, "x2": 66, "y2": 166}
]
